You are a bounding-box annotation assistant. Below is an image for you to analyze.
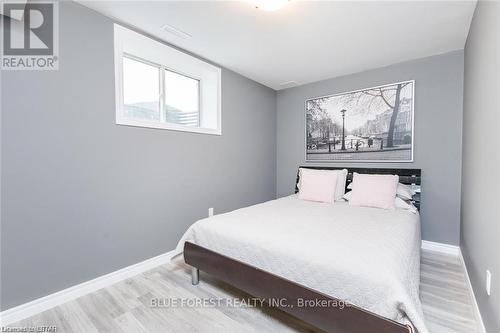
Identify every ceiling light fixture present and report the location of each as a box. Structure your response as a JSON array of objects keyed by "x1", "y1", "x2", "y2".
[
  {"x1": 161, "y1": 24, "x2": 192, "y2": 39},
  {"x1": 252, "y1": 0, "x2": 290, "y2": 11}
]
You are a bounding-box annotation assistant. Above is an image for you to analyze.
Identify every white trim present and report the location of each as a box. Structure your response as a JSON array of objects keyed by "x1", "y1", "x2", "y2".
[
  {"x1": 0, "y1": 250, "x2": 177, "y2": 326},
  {"x1": 421, "y1": 240, "x2": 460, "y2": 255},
  {"x1": 458, "y1": 249, "x2": 487, "y2": 333},
  {"x1": 116, "y1": 117, "x2": 222, "y2": 136},
  {"x1": 420, "y1": 241, "x2": 486, "y2": 333}
]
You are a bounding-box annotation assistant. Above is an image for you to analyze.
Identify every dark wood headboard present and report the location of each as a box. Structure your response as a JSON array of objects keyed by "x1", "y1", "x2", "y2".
[{"x1": 295, "y1": 167, "x2": 421, "y2": 210}]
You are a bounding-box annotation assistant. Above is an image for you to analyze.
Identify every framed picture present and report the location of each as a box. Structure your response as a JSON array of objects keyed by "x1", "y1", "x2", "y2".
[{"x1": 305, "y1": 80, "x2": 414, "y2": 162}]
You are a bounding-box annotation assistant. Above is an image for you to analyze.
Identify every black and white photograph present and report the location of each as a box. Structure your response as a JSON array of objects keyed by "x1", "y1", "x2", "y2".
[{"x1": 306, "y1": 81, "x2": 414, "y2": 162}]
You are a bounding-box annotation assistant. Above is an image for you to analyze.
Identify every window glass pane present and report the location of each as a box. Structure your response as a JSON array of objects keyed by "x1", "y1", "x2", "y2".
[
  {"x1": 164, "y1": 70, "x2": 200, "y2": 127},
  {"x1": 123, "y1": 57, "x2": 160, "y2": 121}
]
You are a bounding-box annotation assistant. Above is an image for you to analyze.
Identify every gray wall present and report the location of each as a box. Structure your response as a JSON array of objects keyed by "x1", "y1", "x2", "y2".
[
  {"x1": 0, "y1": 2, "x2": 276, "y2": 310},
  {"x1": 461, "y1": 1, "x2": 500, "y2": 332},
  {"x1": 277, "y1": 51, "x2": 464, "y2": 245}
]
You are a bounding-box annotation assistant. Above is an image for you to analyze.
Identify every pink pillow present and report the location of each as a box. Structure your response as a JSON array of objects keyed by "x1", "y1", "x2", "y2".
[
  {"x1": 348, "y1": 173, "x2": 399, "y2": 210},
  {"x1": 298, "y1": 169, "x2": 338, "y2": 203}
]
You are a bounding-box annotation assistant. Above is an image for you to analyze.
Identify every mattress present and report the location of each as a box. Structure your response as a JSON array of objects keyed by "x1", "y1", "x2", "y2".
[{"x1": 176, "y1": 195, "x2": 428, "y2": 333}]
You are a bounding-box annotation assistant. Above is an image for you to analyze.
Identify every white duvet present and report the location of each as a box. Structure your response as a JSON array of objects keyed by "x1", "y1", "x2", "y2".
[{"x1": 176, "y1": 195, "x2": 428, "y2": 333}]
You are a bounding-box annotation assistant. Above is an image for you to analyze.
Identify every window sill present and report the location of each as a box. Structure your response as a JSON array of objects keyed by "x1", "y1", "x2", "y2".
[{"x1": 116, "y1": 117, "x2": 221, "y2": 136}]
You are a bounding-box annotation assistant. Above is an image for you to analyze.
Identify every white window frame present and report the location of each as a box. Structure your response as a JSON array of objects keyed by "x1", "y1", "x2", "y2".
[{"x1": 114, "y1": 24, "x2": 222, "y2": 135}]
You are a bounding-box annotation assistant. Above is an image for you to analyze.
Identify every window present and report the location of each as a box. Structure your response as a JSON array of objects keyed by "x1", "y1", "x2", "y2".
[
  {"x1": 114, "y1": 25, "x2": 221, "y2": 135},
  {"x1": 123, "y1": 57, "x2": 160, "y2": 121},
  {"x1": 164, "y1": 69, "x2": 200, "y2": 127},
  {"x1": 122, "y1": 56, "x2": 201, "y2": 126}
]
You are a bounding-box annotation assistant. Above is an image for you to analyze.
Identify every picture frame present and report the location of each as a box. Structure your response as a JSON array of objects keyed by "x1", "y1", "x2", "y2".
[{"x1": 305, "y1": 80, "x2": 415, "y2": 162}]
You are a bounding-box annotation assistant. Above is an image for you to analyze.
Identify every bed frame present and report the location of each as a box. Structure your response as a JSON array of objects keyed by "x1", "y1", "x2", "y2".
[{"x1": 184, "y1": 167, "x2": 421, "y2": 333}]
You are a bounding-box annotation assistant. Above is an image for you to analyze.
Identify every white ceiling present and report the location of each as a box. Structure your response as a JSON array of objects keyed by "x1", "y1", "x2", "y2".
[{"x1": 79, "y1": 0, "x2": 477, "y2": 90}]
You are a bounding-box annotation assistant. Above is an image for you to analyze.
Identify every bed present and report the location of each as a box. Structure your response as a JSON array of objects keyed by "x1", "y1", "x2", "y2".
[{"x1": 176, "y1": 167, "x2": 426, "y2": 333}]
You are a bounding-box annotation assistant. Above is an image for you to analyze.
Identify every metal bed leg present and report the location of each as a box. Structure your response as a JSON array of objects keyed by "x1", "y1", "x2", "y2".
[{"x1": 191, "y1": 267, "x2": 199, "y2": 285}]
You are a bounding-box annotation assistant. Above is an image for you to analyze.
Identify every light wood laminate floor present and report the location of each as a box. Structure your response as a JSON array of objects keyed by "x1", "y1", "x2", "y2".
[{"x1": 7, "y1": 249, "x2": 481, "y2": 333}]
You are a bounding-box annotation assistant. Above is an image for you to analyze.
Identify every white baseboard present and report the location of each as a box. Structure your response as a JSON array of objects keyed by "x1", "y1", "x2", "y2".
[
  {"x1": 421, "y1": 240, "x2": 486, "y2": 333},
  {"x1": 421, "y1": 240, "x2": 460, "y2": 255},
  {"x1": 458, "y1": 249, "x2": 487, "y2": 333},
  {"x1": 0, "y1": 249, "x2": 177, "y2": 326}
]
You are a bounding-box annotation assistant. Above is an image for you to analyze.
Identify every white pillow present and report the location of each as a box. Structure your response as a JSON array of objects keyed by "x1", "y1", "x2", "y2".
[
  {"x1": 348, "y1": 173, "x2": 399, "y2": 210},
  {"x1": 343, "y1": 191, "x2": 418, "y2": 213},
  {"x1": 395, "y1": 197, "x2": 418, "y2": 213},
  {"x1": 299, "y1": 168, "x2": 347, "y2": 201},
  {"x1": 347, "y1": 181, "x2": 415, "y2": 201},
  {"x1": 298, "y1": 168, "x2": 338, "y2": 203},
  {"x1": 395, "y1": 183, "x2": 416, "y2": 200}
]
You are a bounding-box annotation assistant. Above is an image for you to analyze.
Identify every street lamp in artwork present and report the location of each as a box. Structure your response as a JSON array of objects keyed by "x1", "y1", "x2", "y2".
[
  {"x1": 340, "y1": 109, "x2": 347, "y2": 151},
  {"x1": 328, "y1": 123, "x2": 332, "y2": 153}
]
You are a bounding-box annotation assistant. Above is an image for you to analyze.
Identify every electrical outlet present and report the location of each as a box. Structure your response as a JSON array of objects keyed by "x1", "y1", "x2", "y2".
[
  {"x1": 486, "y1": 270, "x2": 491, "y2": 296},
  {"x1": 208, "y1": 207, "x2": 214, "y2": 217}
]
